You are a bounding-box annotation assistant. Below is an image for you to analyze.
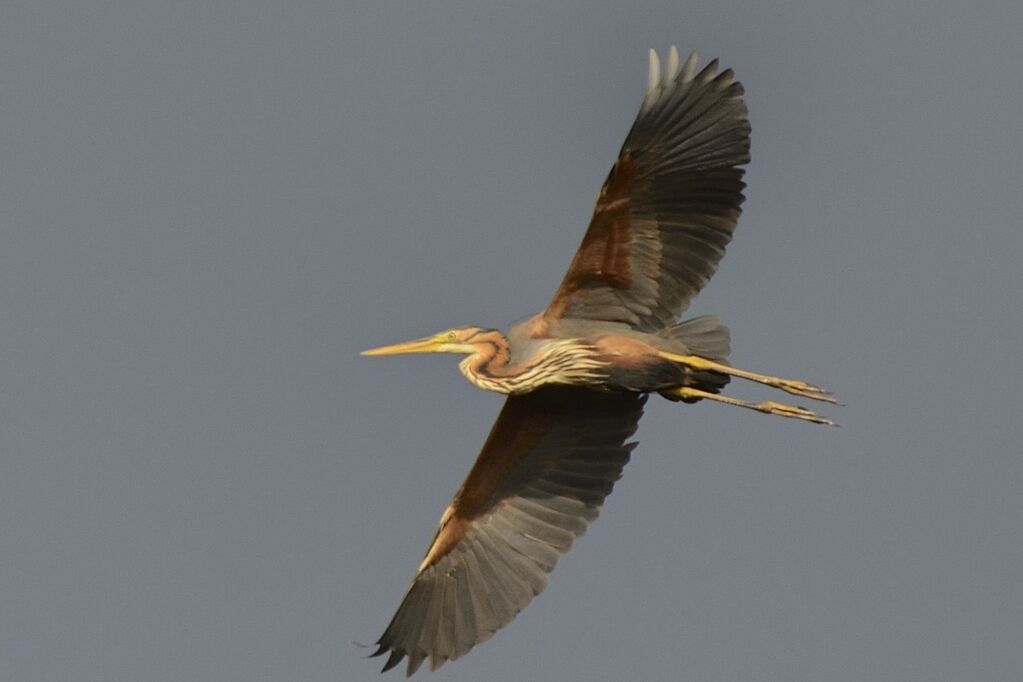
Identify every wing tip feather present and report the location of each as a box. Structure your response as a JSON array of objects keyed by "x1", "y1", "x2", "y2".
[
  {"x1": 378, "y1": 647, "x2": 405, "y2": 673},
  {"x1": 681, "y1": 49, "x2": 699, "y2": 82},
  {"x1": 407, "y1": 651, "x2": 426, "y2": 676},
  {"x1": 665, "y1": 45, "x2": 680, "y2": 84},
  {"x1": 645, "y1": 46, "x2": 736, "y2": 111},
  {"x1": 643, "y1": 48, "x2": 661, "y2": 109}
]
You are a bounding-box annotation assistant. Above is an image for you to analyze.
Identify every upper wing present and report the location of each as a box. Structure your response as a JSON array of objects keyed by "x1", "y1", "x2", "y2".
[
  {"x1": 545, "y1": 47, "x2": 751, "y2": 331},
  {"x1": 372, "y1": 387, "x2": 645, "y2": 676}
]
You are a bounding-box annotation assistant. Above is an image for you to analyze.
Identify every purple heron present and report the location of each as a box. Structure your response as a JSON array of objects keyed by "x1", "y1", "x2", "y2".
[{"x1": 362, "y1": 46, "x2": 837, "y2": 675}]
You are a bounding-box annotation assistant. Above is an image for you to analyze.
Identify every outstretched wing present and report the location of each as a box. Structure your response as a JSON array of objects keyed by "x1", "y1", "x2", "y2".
[
  {"x1": 545, "y1": 47, "x2": 750, "y2": 331},
  {"x1": 372, "y1": 388, "x2": 645, "y2": 676}
]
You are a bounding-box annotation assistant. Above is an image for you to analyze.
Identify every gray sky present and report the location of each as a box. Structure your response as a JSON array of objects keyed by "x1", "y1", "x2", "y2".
[{"x1": 2, "y1": 2, "x2": 1022, "y2": 681}]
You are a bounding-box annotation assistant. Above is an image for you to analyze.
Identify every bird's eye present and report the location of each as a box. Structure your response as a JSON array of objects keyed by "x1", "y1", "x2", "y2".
[{"x1": 445, "y1": 332, "x2": 457, "y2": 342}]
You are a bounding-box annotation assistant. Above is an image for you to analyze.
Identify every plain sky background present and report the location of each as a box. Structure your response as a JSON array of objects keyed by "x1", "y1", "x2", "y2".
[{"x1": 2, "y1": 2, "x2": 1022, "y2": 681}]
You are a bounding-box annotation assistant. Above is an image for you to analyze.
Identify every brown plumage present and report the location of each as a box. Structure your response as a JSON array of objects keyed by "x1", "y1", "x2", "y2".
[
  {"x1": 546, "y1": 50, "x2": 749, "y2": 330},
  {"x1": 361, "y1": 46, "x2": 838, "y2": 676}
]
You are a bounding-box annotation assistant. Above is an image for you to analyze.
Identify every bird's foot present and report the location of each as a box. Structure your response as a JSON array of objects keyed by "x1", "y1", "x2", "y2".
[
  {"x1": 671, "y1": 387, "x2": 839, "y2": 427},
  {"x1": 659, "y1": 352, "x2": 838, "y2": 404},
  {"x1": 752, "y1": 399, "x2": 838, "y2": 426},
  {"x1": 766, "y1": 378, "x2": 838, "y2": 404}
]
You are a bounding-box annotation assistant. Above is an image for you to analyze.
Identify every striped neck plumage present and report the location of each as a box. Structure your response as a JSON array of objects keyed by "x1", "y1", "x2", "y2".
[{"x1": 458, "y1": 331, "x2": 608, "y2": 395}]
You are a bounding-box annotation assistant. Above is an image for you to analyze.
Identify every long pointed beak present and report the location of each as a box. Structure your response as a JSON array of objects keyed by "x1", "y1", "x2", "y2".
[{"x1": 361, "y1": 336, "x2": 441, "y2": 357}]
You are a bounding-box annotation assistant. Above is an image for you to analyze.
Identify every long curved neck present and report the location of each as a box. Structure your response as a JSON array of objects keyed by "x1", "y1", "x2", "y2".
[{"x1": 458, "y1": 330, "x2": 607, "y2": 394}]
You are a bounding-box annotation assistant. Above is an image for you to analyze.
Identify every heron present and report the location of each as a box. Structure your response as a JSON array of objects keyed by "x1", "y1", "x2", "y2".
[{"x1": 361, "y1": 46, "x2": 837, "y2": 676}]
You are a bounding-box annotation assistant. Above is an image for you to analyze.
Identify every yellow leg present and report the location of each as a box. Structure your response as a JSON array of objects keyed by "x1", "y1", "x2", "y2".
[
  {"x1": 660, "y1": 352, "x2": 838, "y2": 404},
  {"x1": 673, "y1": 387, "x2": 838, "y2": 426}
]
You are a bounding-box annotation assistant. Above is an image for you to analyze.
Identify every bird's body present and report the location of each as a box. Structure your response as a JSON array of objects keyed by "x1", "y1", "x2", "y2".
[
  {"x1": 361, "y1": 46, "x2": 838, "y2": 676},
  {"x1": 443, "y1": 316, "x2": 726, "y2": 396}
]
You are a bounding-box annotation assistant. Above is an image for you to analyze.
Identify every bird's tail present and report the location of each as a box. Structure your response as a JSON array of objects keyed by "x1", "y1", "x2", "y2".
[
  {"x1": 661, "y1": 315, "x2": 730, "y2": 360},
  {"x1": 660, "y1": 315, "x2": 731, "y2": 397}
]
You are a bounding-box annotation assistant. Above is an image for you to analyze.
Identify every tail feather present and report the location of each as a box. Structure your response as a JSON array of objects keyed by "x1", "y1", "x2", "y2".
[
  {"x1": 660, "y1": 315, "x2": 731, "y2": 400},
  {"x1": 662, "y1": 315, "x2": 730, "y2": 361}
]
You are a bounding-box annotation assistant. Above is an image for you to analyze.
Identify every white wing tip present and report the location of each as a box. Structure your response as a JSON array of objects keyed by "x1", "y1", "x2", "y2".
[
  {"x1": 642, "y1": 48, "x2": 664, "y2": 111},
  {"x1": 645, "y1": 48, "x2": 661, "y2": 95},
  {"x1": 643, "y1": 45, "x2": 694, "y2": 110},
  {"x1": 666, "y1": 45, "x2": 680, "y2": 83}
]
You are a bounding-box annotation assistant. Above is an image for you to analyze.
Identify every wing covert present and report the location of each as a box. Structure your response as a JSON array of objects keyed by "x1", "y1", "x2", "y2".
[
  {"x1": 546, "y1": 47, "x2": 751, "y2": 331},
  {"x1": 371, "y1": 388, "x2": 645, "y2": 675}
]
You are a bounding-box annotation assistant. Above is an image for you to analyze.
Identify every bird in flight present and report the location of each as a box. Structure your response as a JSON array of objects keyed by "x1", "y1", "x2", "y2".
[{"x1": 362, "y1": 45, "x2": 837, "y2": 676}]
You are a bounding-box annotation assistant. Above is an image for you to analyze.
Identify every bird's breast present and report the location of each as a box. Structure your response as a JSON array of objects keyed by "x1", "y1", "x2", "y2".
[{"x1": 459, "y1": 341, "x2": 610, "y2": 395}]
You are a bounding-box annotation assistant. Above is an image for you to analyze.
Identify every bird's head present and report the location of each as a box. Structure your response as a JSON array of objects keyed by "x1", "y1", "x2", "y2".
[{"x1": 361, "y1": 327, "x2": 490, "y2": 357}]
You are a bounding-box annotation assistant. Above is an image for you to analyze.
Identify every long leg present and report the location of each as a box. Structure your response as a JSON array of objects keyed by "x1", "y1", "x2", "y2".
[
  {"x1": 669, "y1": 387, "x2": 838, "y2": 426},
  {"x1": 660, "y1": 352, "x2": 837, "y2": 404}
]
